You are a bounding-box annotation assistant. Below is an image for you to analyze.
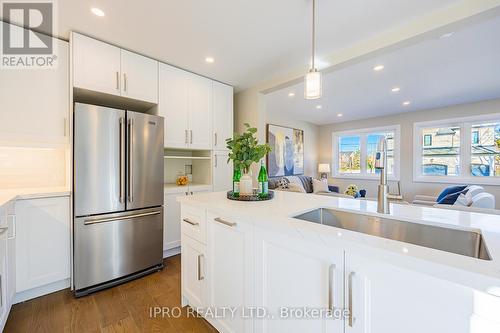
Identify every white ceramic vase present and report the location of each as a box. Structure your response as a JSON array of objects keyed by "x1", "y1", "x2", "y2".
[{"x1": 239, "y1": 171, "x2": 253, "y2": 195}]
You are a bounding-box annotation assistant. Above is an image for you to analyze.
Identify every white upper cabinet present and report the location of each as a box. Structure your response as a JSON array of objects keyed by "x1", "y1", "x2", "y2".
[
  {"x1": 72, "y1": 33, "x2": 158, "y2": 103},
  {"x1": 120, "y1": 49, "x2": 158, "y2": 103},
  {"x1": 0, "y1": 32, "x2": 69, "y2": 145},
  {"x1": 159, "y1": 63, "x2": 214, "y2": 149},
  {"x1": 72, "y1": 33, "x2": 121, "y2": 96},
  {"x1": 159, "y1": 63, "x2": 190, "y2": 149},
  {"x1": 188, "y1": 75, "x2": 213, "y2": 150},
  {"x1": 213, "y1": 151, "x2": 233, "y2": 192},
  {"x1": 213, "y1": 82, "x2": 233, "y2": 150}
]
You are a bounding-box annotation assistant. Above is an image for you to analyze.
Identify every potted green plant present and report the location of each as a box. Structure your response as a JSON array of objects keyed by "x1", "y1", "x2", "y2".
[{"x1": 226, "y1": 123, "x2": 271, "y2": 195}]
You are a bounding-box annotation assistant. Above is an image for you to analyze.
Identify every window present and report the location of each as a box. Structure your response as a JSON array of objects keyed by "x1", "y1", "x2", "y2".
[
  {"x1": 333, "y1": 125, "x2": 400, "y2": 180},
  {"x1": 414, "y1": 115, "x2": 500, "y2": 184},
  {"x1": 423, "y1": 134, "x2": 432, "y2": 146}
]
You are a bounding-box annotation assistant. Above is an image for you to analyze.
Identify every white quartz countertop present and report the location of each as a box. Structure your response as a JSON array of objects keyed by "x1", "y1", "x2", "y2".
[
  {"x1": 179, "y1": 191, "x2": 500, "y2": 296},
  {"x1": 0, "y1": 187, "x2": 70, "y2": 207}
]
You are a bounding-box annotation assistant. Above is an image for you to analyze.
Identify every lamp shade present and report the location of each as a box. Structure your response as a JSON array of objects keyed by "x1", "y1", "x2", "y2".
[
  {"x1": 318, "y1": 163, "x2": 330, "y2": 173},
  {"x1": 304, "y1": 69, "x2": 322, "y2": 99}
]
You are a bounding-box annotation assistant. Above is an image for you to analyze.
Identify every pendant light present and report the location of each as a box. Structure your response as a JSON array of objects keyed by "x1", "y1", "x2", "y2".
[{"x1": 304, "y1": 0, "x2": 322, "y2": 99}]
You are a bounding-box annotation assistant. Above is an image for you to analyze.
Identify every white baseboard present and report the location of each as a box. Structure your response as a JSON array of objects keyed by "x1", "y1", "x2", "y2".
[
  {"x1": 13, "y1": 278, "x2": 70, "y2": 304},
  {"x1": 163, "y1": 246, "x2": 181, "y2": 258}
]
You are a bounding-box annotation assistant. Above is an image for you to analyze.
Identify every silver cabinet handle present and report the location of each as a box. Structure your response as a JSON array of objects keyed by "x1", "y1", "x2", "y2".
[
  {"x1": 190, "y1": 130, "x2": 193, "y2": 144},
  {"x1": 182, "y1": 218, "x2": 199, "y2": 226},
  {"x1": 116, "y1": 71, "x2": 120, "y2": 90},
  {"x1": 123, "y1": 73, "x2": 127, "y2": 92},
  {"x1": 128, "y1": 118, "x2": 134, "y2": 203},
  {"x1": 84, "y1": 210, "x2": 161, "y2": 225},
  {"x1": 214, "y1": 132, "x2": 218, "y2": 147},
  {"x1": 214, "y1": 154, "x2": 218, "y2": 168},
  {"x1": 348, "y1": 271, "x2": 355, "y2": 327},
  {"x1": 119, "y1": 117, "x2": 125, "y2": 203},
  {"x1": 328, "y1": 264, "x2": 335, "y2": 312},
  {"x1": 185, "y1": 129, "x2": 188, "y2": 144},
  {"x1": 214, "y1": 217, "x2": 236, "y2": 227},
  {"x1": 7, "y1": 215, "x2": 15, "y2": 240},
  {"x1": 198, "y1": 254, "x2": 205, "y2": 281}
]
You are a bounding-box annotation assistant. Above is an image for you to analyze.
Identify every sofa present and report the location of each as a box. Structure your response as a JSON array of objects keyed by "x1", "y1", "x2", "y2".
[
  {"x1": 269, "y1": 175, "x2": 352, "y2": 198},
  {"x1": 412, "y1": 185, "x2": 497, "y2": 211}
]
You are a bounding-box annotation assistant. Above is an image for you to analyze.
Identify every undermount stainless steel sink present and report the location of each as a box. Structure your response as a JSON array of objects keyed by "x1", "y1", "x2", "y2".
[{"x1": 293, "y1": 208, "x2": 492, "y2": 261}]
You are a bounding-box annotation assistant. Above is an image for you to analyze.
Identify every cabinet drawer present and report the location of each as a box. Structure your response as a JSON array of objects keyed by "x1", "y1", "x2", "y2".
[{"x1": 181, "y1": 206, "x2": 206, "y2": 244}]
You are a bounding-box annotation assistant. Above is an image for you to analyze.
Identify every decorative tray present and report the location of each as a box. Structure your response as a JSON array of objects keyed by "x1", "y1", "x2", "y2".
[{"x1": 227, "y1": 190, "x2": 274, "y2": 201}]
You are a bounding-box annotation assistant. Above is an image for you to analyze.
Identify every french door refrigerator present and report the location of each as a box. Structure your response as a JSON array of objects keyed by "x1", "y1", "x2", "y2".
[{"x1": 73, "y1": 103, "x2": 164, "y2": 297}]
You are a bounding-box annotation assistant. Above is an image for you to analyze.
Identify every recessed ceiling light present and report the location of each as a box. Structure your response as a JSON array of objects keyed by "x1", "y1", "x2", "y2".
[
  {"x1": 205, "y1": 57, "x2": 215, "y2": 63},
  {"x1": 288, "y1": 92, "x2": 295, "y2": 97},
  {"x1": 391, "y1": 87, "x2": 401, "y2": 93},
  {"x1": 373, "y1": 65, "x2": 384, "y2": 72},
  {"x1": 337, "y1": 113, "x2": 343, "y2": 117},
  {"x1": 91, "y1": 7, "x2": 105, "y2": 17},
  {"x1": 403, "y1": 101, "x2": 411, "y2": 106},
  {"x1": 440, "y1": 32, "x2": 455, "y2": 39},
  {"x1": 316, "y1": 105, "x2": 322, "y2": 109}
]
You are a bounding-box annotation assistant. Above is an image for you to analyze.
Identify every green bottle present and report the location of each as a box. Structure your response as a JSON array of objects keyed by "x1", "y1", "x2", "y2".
[
  {"x1": 258, "y1": 160, "x2": 269, "y2": 198},
  {"x1": 233, "y1": 167, "x2": 241, "y2": 197}
]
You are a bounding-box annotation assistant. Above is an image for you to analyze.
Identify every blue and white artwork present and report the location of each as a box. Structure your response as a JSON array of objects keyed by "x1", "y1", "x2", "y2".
[{"x1": 267, "y1": 124, "x2": 304, "y2": 177}]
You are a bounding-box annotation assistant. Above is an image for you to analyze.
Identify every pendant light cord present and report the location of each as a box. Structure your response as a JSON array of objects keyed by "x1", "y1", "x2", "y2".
[{"x1": 312, "y1": 0, "x2": 316, "y2": 70}]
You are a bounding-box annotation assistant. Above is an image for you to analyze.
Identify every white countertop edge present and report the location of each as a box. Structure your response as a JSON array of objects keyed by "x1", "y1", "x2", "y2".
[{"x1": 178, "y1": 191, "x2": 500, "y2": 297}]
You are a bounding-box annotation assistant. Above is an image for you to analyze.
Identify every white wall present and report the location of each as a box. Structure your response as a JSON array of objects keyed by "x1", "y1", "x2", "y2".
[
  {"x1": 265, "y1": 111, "x2": 320, "y2": 177},
  {"x1": 319, "y1": 98, "x2": 500, "y2": 208}
]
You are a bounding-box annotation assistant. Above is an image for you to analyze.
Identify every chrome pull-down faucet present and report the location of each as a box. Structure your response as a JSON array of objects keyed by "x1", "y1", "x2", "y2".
[{"x1": 375, "y1": 138, "x2": 390, "y2": 214}]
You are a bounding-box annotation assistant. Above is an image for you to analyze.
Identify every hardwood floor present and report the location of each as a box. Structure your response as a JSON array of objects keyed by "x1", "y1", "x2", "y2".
[{"x1": 5, "y1": 255, "x2": 218, "y2": 333}]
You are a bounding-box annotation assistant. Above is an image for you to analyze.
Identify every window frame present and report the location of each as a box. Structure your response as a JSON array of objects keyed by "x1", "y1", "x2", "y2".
[
  {"x1": 332, "y1": 125, "x2": 401, "y2": 181},
  {"x1": 413, "y1": 113, "x2": 500, "y2": 185}
]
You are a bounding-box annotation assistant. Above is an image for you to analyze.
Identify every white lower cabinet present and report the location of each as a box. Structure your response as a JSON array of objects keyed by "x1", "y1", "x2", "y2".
[
  {"x1": 0, "y1": 227, "x2": 7, "y2": 330},
  {"x1": 344, "y1": 251, "x2": 500, "y2": 333},
  {"x1": 213, "y1": 151, "x2": 233, "y2": 192},
  {"x1": 181, "y1": 234, "x2": 207, "y2": 309},
  {"x1": 206, "y1": 213, "x2": 254, "y2": 333},
  {"x1": 254, "y1": 228, "x2": 343, "y2": 333},
  {"x1": 15, "y1": 197, "x2": 70, "y2": 293}
]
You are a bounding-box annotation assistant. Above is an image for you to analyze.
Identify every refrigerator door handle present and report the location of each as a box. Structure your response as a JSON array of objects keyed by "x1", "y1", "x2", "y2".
[
  {"x1": 119, "y1": 117, "x2": 125, "y2": 203},
  {"x1": 84, "y1": 210, "x2": 161, "y2": 225},
  {"x1": 128, "y1": 118, "x2": 134, "y2": 203}
]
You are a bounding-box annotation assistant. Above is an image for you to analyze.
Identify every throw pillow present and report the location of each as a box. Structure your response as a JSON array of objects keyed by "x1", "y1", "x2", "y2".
[
  {"x1": 276, "y1": 177, "x2": 291, "y2": 190},
  {"x1": 437, "y1": 185, "x2": 467, "y2": 203},
  {"x1": 312, "y1": 179, "x2": 330, "y2": 193},
  {"x1": 454, "y1": 194, "x2": 472, "y2": 207},
  {"x1": 438, "y1": 189, "x2": 468, "y2": 205}
]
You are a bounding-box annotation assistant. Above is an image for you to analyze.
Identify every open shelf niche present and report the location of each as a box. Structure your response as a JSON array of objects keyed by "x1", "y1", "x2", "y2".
[{"x1": 163, "y1": 148, "x2": 212, "y2": 191}]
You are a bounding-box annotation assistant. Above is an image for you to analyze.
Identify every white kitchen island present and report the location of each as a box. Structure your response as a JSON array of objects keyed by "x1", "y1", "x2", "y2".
[{"x1": 178, "y1": 190, "x2": 500, "y2": 333}]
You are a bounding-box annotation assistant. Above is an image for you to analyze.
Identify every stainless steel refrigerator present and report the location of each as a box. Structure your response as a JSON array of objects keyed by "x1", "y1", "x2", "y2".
[{"x1": 73, "y1": 103, "x2": 164, "y2": 297}]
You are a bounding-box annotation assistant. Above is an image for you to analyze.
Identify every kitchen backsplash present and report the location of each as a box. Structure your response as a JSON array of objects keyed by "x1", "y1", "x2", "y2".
[{"x1": 0, "y1": 146, "x2": 68, "y2": 189}]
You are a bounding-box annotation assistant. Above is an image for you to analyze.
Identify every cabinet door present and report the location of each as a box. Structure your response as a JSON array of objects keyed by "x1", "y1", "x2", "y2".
[
  {"x1": 254, "y1": 228, "x2": 343, "y2": 333},
  {"x1": 344, "y1": 251, "x2": 500, "y2": 333},
  {"x1": 206, "y1": 213, "x2": 254, "y2": 333},
  {"x1": 163, "y1": 192, "x2": 184, "y2": 251},
  {"x1": 213, "y1": 151, "x2": 233, "y2": 192},
  {"x1": 181, "y1": 234, "x2": 207, "y2": 309},
  {"x1": 159, "y1": 63, "x2": 189, "y2": 149},
  {"x1": 120, "y1": 49, "x2": 158, "y2": 103},
  {"x1": 0, "y1": 231, "x2": 7, "y2": 330},
  {"x1": 15, "y1": 197, "x2": 70, "y2": 292},
  {"x1": 6, "y1": 209, "x2": 15, "y2": 309},
  {"x1": 72, "y1": 33, "x2": 121, "y2": 96},
  {"x1": 213, "y1": 82, "x2": 233, "y2": 150},
  {"x1": 188, "y1": 75, "x2": 212, "y2": 150},
  {"x1": 0, "y1": 32, "x2": 69, "y2": 145}
]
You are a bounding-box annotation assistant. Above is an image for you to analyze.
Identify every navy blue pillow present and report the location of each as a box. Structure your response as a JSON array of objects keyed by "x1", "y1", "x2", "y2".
[
  {"x1": 437, "y1": 189, "x2": 468, "y2": 205},
  {"x1": 437, "y1": 185, "x2": 467, "y2": 202}
]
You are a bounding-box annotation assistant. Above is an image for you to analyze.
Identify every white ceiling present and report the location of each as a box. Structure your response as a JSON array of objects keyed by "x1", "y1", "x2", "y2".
[
  {"x1": 38, "y1": 0, "x2": 462, "y2": 90},
  {"x1": 265, "y1": 14, "x2": 500, "y2": 125}
]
